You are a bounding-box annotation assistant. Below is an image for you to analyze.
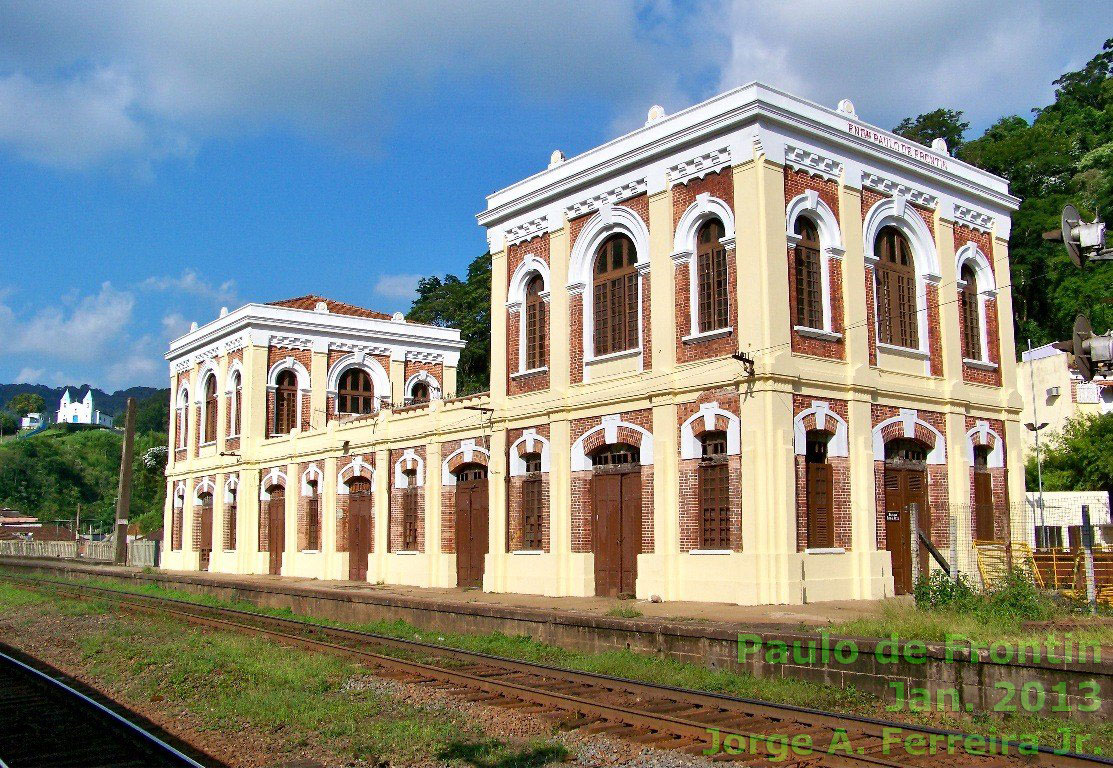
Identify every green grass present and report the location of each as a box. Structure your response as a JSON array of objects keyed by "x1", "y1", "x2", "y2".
[
  {"x1": 605, "y1": 606, "x2": 643, "y2": 619},
  {"x1": 7, "y1": 572, "x2": 1113, "y2": 758},
  {"x1": 0, "y1": 582, "x2": 567, "y2": 765}
]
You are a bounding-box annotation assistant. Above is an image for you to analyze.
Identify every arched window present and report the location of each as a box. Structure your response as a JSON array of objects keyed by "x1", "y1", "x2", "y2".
[
  {"x1": 203, "y1": 374, "x2": 217, "y2": 443},
  {"x1": 305, "y1": 480, "x2": 320, "y2": 551},
  {"x1": 875, "y1": 226, "x2": 918, "y2": 349},
  {"x1": 177, "y1": 391, "x2": 189, "y2": 449},
  {"x1": 525, "y1": 274, "x2": 547, "y2": 370},
  {"x1": 410, "y1": 381, "x2": 430, "y2": 405},
  {"x1": 521, "y1": 452, "x2": 543, "y2": 550},
  {"x1": 960, "y1": 264, "x2": 981, "y2": 360},
  {"x1": 274, "y1": 370, "x2": 298, "y2": 435},
  {"x1": 699, "y1": 431, "x2": 730, "y2": 549},
  {"x1": 885, "y1": 439, "x2": 927, "y2": 465},
  {"x1": 794, "y1": 218, "x2": 822, "y2": 329},
  {"x1": 228, "y1": 370, "x2": 242, "y2": 437},
  {"x1": 338, "y1": 368, "x2": 375, "y2": 415},
  {"x1": 401, "y1": 468, "x2": 419, "y2": 550},
  {"x1": 696, "y1": 219, "x2": 728, "y2": 333},
  {"x1": 590, "y1": 443, "x2": 640, "y2": 469},
  {"x1": 593, "y1": 234, "x2": 638, "y2": 356}
]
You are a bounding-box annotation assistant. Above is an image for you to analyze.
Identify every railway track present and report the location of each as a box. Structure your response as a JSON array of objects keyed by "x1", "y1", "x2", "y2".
[
  {"x1": 6, "y1": 573, "x2": 1110, "y2": 767},
  {"x1": 0, "y1": 644, "x2": 207, "y2": 768}
]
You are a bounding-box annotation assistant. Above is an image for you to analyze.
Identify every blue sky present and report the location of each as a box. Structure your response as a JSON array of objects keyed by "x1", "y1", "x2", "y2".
[{"x1": 0, "y1": 1, "x2": 1109, "y2": 390}]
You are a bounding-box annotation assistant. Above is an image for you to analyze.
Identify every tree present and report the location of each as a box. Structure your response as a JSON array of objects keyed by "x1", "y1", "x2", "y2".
[
  {"x1": 408, "y1": 252, "x2": 492, "y2": 394},
  {"x1": 1026, "y1": 413, "x2": 1113, "y2": 504},
  {"x1": 134, "y1": 389, "x2": 171, "y2": 434},
  {"x1": 893, "y1": 108, "x2": 970, "y2": 154},
  {"x1": 0, "y1": 411, "x2": 15, "y2": 436},
  {"x1": 7, "y1": 393, "x2": 45, "y2": 417}
]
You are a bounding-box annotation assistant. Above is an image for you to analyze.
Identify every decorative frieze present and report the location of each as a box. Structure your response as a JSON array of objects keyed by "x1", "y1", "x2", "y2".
[
  {"x1": 667, "y1": 147, "x2": 731, "y2": 187},
  {"x1": 269, "y1": 334, "x2": 313, "y2": 350},
  {"x1": 861, "y1": 172, "x2": 938, "y2": 209},
  {"x1": 405, "y1": 350, "x2": 444, "y2": 363},
  {"x1": 505, "y1": 215, "x2": 549, "y2": 246},
  {"x1": 329, "y1": 341, "x2": 391, "y2": 357},
  {"x1": 565, "y1": 179, "x2": 647, "y2": 219},
  {"x1": 784, "y1": 145, "x2": 843, "y2": 182},
  {"x1": 953, "y1": 203, "x2": 995, "y2": 233}
]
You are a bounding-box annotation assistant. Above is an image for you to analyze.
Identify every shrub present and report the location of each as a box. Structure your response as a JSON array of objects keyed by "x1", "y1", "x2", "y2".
[
  {"x1": 913, "y1": 568, "x2": 1056, "y2": 624},
  {"x1": 913, "y1": 570, "x2": 977, "y2": 611}
]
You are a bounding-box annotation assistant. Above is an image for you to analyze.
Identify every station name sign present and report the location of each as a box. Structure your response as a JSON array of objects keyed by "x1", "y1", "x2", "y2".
[{"x1": 847, "y1": 123, "x2": 948, "y2": 171}]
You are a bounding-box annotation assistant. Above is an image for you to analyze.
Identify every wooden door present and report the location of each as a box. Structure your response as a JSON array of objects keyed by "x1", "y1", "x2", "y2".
[
  {"x1": 806, "y1": 463, "x2": 834, "y2": 549},
  {"x1": 267, "y1": 487, "x2": 285, "y2": 575},
  {"x1": 455, "y1": 466, "x2": 489, "y2": 589},
  {"x1": 347, "y1": 480, "x2": 373, "y2": 581},
  {"x1": 884, "y1": 468, "x2": 928, "y2": 595},
  {"x1": 199, "y1": 494, "x2": 214, "y2": 571},
  {"x1": 973, "y1": 471, "x2": 995, "y2": 541},
  {"x1": 592, "y1": 471, "x2": 641, "y2": 597}
]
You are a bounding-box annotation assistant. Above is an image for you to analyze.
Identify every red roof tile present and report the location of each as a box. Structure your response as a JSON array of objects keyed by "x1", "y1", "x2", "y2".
[{"x1": 267, "y1": 295, "x2": 395, "y2": 321}]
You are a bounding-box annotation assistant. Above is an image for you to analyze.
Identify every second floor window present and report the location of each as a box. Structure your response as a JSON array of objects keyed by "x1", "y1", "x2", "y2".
[
  {"x1": 525, "y1": 274, "x2": 546, "y2": 370},
  {"x1": 696, "y1": 218, "x2": 729, "y2": 333},
  {"x1": 794, "y1": 218, "x2": 822, "y2": 329},
  {"x1": 410, "y1": 381, "x2": 430, "y2": 404},
  {"x1": 593, "y1": 234, "x2": 638, "y2": 356},
  {"x1": 960, "y1": 265, "x2": 982, "y2": 360},
  {"x1": 274, "y1": 370, "x2": 297, "y2": 435},
  {"x1": 875, "y1": 226, "x2": 918, "y2": 349},
  {"x1": 338, "y1": 368, "x2": 375, "y2": 415},
  {"x1": 203, "y1": 374, "x2": 217, "y2": 443},
  {"x1": 177, "y1": 392, "x2": 188, "y2": 448},
  {"x1": 229, "y1": 371, "x2": 242, "y2": 436}
]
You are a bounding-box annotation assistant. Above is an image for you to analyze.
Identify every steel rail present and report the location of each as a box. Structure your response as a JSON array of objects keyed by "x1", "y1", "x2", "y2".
[{"x1": 6, "y1": 572, "x2": 1109, "y2": 767}]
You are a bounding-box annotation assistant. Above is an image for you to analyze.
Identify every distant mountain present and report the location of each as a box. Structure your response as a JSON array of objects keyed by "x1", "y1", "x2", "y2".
[{"x1": 0, "y1": 383, "x2": 163, "y2": 420}]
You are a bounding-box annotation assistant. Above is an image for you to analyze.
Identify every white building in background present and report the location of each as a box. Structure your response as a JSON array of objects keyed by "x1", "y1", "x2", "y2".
[
  {"x1": 19, "y1": 413, "x2": 42, "y2": 429},
  {"x1": 56, "y1": 389, "x2": 114, "y2": 427},
  {"x1": 1019, "y1": 343, "x2": 1112, "y2": 457}
]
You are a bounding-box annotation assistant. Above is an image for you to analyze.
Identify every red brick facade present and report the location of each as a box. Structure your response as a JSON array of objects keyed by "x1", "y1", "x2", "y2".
[
  {"x1": 507, "y1": 233, "x2": 551, "y2": 396},
  {"x1": 266, "y1": 346, "x2": 312, "y2": 434},
  {"x1": 507, "y1": 425, "x2": 551, "y2": 552},
  {"x1": 954, "y1": 225, "x2": 1002, "y2": 387},
  {"x1": 785, "y1": 170, "x2": 845, "y2": 360},
  {"x1": 677, "y1": 389, "x2": 742, "y2": 551},
  {"x1": 792, "y1": 396, "x2": 852, "y2": 550},
  {"x1": 673, "y1": 169, "x2": 739, "y2": 363},
  {"x1": 389, "y1": 446, "x2": 426, "y2": 552}
]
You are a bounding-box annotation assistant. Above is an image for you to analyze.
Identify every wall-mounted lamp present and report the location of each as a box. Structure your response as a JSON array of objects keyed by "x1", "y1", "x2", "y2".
[{"x1": 731, "y1": 352, "x2": 755, "y2": 377}]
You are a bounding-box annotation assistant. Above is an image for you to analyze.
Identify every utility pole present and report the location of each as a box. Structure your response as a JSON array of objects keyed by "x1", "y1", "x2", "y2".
[
  {"x1": 113, "y1": 398, "x2": 136, "y2": 565},
  {"x1": 1025, "y1": 339, "x2": 1048, "y2": 541},
  {"x1": 75, "y1": 503, "x2": 81, "y2": 558}
]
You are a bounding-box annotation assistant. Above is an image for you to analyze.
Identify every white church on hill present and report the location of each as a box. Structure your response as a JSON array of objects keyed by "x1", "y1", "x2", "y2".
[{"x1": 56, "y1": 389, "x2": 114, "y2": 427}]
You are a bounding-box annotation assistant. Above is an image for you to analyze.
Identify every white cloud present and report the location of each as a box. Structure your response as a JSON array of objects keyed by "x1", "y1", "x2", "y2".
[
  {"x1": 160, "y1": 312, "x2": 190, "y2": 340},
  {"x1": 0, "y1": 1, "x2": 717, "y2": 170},
  {"x1": 104, "y1": 334, "x2": 161, "y2": 388},
  {"x1": 13, "y1": 367, "x2": 44, "y2": 384},
  {"x1": 140, "y1": 270, "x2": 236, "y2": 304},
  {"x1": 373, "y1": 274, "x2": 422, "y2": 301},
  {"x1": 0, "y1": 282, "x2": 134, "y2": 362},
  {"x1": 717, "y1": 0, "x2": 1111, "y2": 133}
]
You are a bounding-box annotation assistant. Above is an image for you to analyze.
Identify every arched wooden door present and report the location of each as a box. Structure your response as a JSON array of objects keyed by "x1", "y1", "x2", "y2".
[
  {"x1": 347, "y1": 477, "x2": 373, "y2": 581},
  {"x1": 267, "y1": 486, "x2": 285, "y2": 575},
  {"x1": 883, "y1": 440, "x2": 929, "y2": 595},
  {"x1": 198, "y1": 493, "x2": 214, "y2": 571},
  {"x1": 455, "y1": 464, "x2": 489, "y2": 589},
  {"x1": 591, "y1": 444, "x2": 641, "y2": 598}
]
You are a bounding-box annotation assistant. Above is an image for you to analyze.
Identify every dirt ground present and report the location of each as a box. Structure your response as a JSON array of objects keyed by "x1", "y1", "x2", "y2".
[{"x1": 0, "y1": 592, "x2": 717, "y2": 768}]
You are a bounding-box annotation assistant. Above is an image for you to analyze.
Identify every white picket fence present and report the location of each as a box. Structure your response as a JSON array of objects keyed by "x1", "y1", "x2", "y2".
[{"x1": 0, "y1": 538, "x2": 159, "y2": 566}]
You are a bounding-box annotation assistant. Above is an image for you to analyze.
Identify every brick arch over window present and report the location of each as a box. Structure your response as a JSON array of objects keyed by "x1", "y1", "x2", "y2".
[
  {"x1": 223, "y1": 474, "x2": 239, "y2": 504},
  {"x1": 442, "y1": 440, "x2": 491, "y2": 486},
  {"x1": 863, "y1": 195, "x2": 941, "y2": 359},
  {"x1": 567, "y1": 204, "x2": 651, "y2": 366},
  {"x1": 679, "y1": 404, "x2": 741, "y2": 459},
  {"x1": 337, "y1": 457, "x2": 374, "y2": 493},
  {"x1": 193, "y1": 477, "x2": 216, "y2": 502},
  {"x1": 509, "y1": 429, "x2": 551, "y2": 476},
  {"x1": 871, "y1": 410, "x2": 946, "y2": 464},
  {"x1": 965, "y1": 421, "x2": 1004, "y2": 468},
  {"x1": 571, "y1": 419, "x2": 654, "y2": 471},
  {"x1": 404, "y1": 370, "x2": 440, "y2": 402},
  {"x1": 300, "y1": 463, "x2": 323, "y2": 495},
  {"x1": 326, "y1": 353, "x2": 389, "y2": 413},
  {"x1": 792, "y1": 402, "x2": 849, "y2": 457}
]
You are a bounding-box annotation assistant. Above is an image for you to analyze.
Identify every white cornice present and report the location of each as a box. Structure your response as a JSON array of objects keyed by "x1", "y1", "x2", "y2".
[
  {"x1": 861, "y1": 172, "x2": 938, "y2": 210},
  {"x1": 565, "y1": 179, "x2": 647, "y2": 219},
  {"x1": 784, "y1": 144, "x2": 843, "y2": 182},
  {"x1": 666, "y1": 147, "x2": 730, "y2": 187},
  {"x1": 477, "y1": 83, "x2": 1017, "y2": 231},
  {"x1": 952, "y1": 203, "x2": 995, "y2": 233}
]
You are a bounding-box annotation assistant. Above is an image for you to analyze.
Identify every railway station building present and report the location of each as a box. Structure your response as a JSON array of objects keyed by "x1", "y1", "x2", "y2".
[{"x1": 163, "y1": 83, "x2": 1022, "y2": 603}]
